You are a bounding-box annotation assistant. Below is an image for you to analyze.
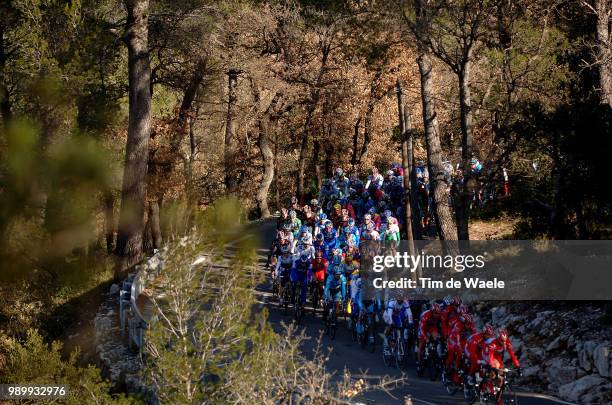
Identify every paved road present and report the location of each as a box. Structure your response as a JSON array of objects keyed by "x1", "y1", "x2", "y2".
[{"x1": 248, "y1": 219, "x2": 575, "y2": 405}]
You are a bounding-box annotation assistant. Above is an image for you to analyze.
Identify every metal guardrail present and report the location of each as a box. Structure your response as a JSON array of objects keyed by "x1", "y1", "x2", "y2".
[
  {"x1": 118, "y1": 253, "x2": 162, "y2": 352},
  {"x1": 120, "y1": 217, "x2": 277, "y2": 352}
]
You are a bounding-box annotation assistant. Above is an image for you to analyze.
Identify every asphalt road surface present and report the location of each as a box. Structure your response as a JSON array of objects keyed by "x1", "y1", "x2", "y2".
[{"x1": 249, "y1": 219, "x2": 576, "y2": 405}]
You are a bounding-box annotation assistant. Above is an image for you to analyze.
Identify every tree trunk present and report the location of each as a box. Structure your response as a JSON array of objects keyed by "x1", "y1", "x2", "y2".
[
  {"x1": 256, "y1": 115, "x2": 274, "y2": 218},
  {"x1": 313, "y1": 138, "x2": 322, "y2": 190},
  {"x1": 595, "y1": 0, "x2": 612, "y2": 108},
  {"x1": 171, "y1": 58, "x2": 207, "y2": 154},
  {"x1": 456, "y1": 59, "x2": 473, "y2": 241},
  {"x1": 397, "y1": 80, "x2": 415, "y2": 245},
  {"x1": 149, "y1": 200, "x2": 162, "y2": 249},
  {"x1": 297, "y1": 133, "x2": 309, "y2": 201},
  {"x1": 104, "y1": 193, "x2": 115, "y2": 254},
  {"x1": 224, "y1": 69, "x2": 239, "y2": 195},
  {"x1": 274, "y1": 130, "x2": 280, "y2": 211},
  {"x1": 351, "y1": 117, "x2": 361, "y2": 170},
  {"x1": 115, "y1": 0, "x2": 152, "y2": 278},
  {"x1": 0, "y1": 24, "x2": 11, "y2": 128},
  {"x1": 415, "y1": 45, "x2": 458, "y2": 242}
]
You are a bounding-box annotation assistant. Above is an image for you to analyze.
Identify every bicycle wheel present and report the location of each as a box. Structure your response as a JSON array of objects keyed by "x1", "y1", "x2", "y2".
[
  {"x1": 503, "y1": 391, "x2": 519, "y2": 405},
  {"x1": 383, "y1": 345, "x2": 393, "y2": 367},
  {"x1": 442, "y1": 370, "x2": 459, "y2": 396},
  {"x1": 330, "y1": 317, "x2": 337, "y2": 340},
  {"x1": 463, "y1": 382, "x2": 477, "y2": 404},
  {"x1": 416, "y1": 359, "x2": 426, "y2": 377},
  {"x1": 427, "y1": 356, "x2": 439, "y2": 381}
]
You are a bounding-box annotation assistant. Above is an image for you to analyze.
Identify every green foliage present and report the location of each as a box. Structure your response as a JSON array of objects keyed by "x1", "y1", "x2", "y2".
[{"x1": 2, "y1": 329, "x2": 138, "y2": 404}]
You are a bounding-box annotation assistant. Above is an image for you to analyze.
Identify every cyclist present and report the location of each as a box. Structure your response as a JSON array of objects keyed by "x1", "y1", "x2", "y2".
[
  {"x1": 339, "y1": 226, "x2": 358, "y2": 251},
  {"x1": 334, "y1": 168, "x2": 350, "y2": 197},
  {"x1": 274, "y1": 245, "x2": 294, "y2": 305},
  {"x1": 361, "y1": 221, "x2": 380, "y2": 241},
  {"x1": 277, "y1": 208, "x2": 291, "y2": 230},
  {"x1": 312, "y1": 250, "x2": 328, "y2": 284},
  {"x1": 310, "y1": 199, "x2": 322, "y2": 216},
  {"x1": 417, "y1": 302, "x2": 443, "y2": 371},
  {"x1": 345, "y1": 217, "x2": 360, "y2": 242},
  {"x1": 290, "y1": 250, "x2": 312, "y2": 307},
  {"x1": 324, "y1": 266, "x2": 347, "y2": 316},
  {"x1": 441, "y1": 296, "x2": 462, "y2": 339},
  {"x1": 464, "y1": 323, "x2": 495, "y2": 385},
  {"x1": 322, "y1": 220, "x2": 339, "y2": 257},
  {"x1": 445, "y1": 310, "x2": 475, "y2": 382},
  {"x1": 365, "y1": 167, "x2": 384, "y2": 191},
  {"x1": 289, "y1": 210, "x2": 302, "y2": 238},
  {"x1": 289, "y1": 196, "x2": 303, "y2": 219},
  {"x1": 314, "y1": 213, "x2": 328, "y2": 237},
  {"x1": 482, "y1": 329, "x2": 521, "y2": 371},
  {"x1": 313, "y1": 232, "x2": 326, "y2": 256}
]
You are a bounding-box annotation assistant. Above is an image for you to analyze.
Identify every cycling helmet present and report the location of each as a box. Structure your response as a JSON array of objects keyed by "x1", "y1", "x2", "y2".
[
  {"x1": 291, "y1": 196, "x2": 298, "y2": 204},
  {"x1": 281, "y1": 245, "x2": 291, "y2": 254},
  {"x1": 340, "y1": 198, "x2": 348, "y2": 205},
  {"x1": 366, "y1": 222, "x2": 375, "y2": 231},
  {"x1": 311, "y1": 198, "x2": 318, "y2": 206},
  {"x1": 324, "y1": 221, "x2": 333, "y2": 228},
  {"x1": 333, "y1": 203, "x2": 341, "y2": 210},
  {"x1": 332, "y1": 255, "x2": 342, "y2": 265},
  {"x1": 319, "y1": 213, "x2": 327, "y2": 221},
  {"x1": 368, "y1": 207, "x2": 376, "y2": 215},
  {"x1": 323, "y1": 178, "x2": 331, "y2": 186},
  {"x1": 443, "y1": 295, "x2": 453, "y2": 306},
  {"x1": 300, "y1": 235, "x2": 312, "y2": 245},
  {"x1": 498, "y1": 329, "x2": 509, "y2": 342},
  {"x1": 384, "y1": 209, "x2": 392, "y2": 218},
  {"x1": 335, "y1": 167, "x2": 344, "y2": 177},
  {"x1": 289, "y1": 210, "x2": 297, "y2": 218},
  {"x1": 282, "y1": 223, "x2": 292, "y2": 231},
  {"x1": 364, "y1": 213, "x2": 372, "y2": 220},
  {"x1": 386, "y1": 170, "x2": 394, "y2": 176},
  {"x1": 362, "y1": 191, "x2": 369, "y2": 198},
  {"x1": 452, "y1": 296, "x2": 462, "y2": 306},
  {"x1": 484, "y1": 323, "x2": 494, "y2": 336},
  {"x1": 281, "y1": 207, "x2": 288, "y2": 215},
  {"x1": 347, "y1": 218, "x2": 355, "y2": 226},
  {"x1": 300, "y1": 251, "x2": 310, "y2": 261},
  {"x1": 316, "y1": 232, "x2": 324, "y2": 241},
  {"x1": 432, "y1": 303, "x2": 442, "y2": 314}
]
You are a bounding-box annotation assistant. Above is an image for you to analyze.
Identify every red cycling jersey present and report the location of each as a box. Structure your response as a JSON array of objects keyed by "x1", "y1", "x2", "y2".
[
  {"x1": 311, "y1": 258, "x2": 328, "y2": 282},
  {"x1": 441, "y1": 304, "x2": 458, "y2": 338},
  {"x1": 418, "y1": 309, "x2": 441, "y2": 342},
  {"x1": 482, "y1": 337, "x2": 520, "y2": 369}
]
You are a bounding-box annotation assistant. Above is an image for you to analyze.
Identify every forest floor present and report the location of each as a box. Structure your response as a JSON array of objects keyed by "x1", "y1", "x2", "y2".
[{"x1": 469, "y1": 216, "x2": 518, "y2": 240}]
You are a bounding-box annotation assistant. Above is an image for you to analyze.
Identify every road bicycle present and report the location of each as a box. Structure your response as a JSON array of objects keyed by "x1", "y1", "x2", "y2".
[
  {"x1": 292, "y1": 280, "x2": 305, "y2": 324},
  {"x1": 383, "y1": 326, "x2": 407, "y2": 368},
  {"x1": 465, "y1": 365, "x2": 521, "y2": 404},
  {"x1": 417, "y1": 337, "x2": 445, "y2": 381},
  {"x1": 309, "y1": 280, "x2": 323, "y2": 316},
  {"x1": 324, "y1": 299, "x2": 340, "y2": 340}
]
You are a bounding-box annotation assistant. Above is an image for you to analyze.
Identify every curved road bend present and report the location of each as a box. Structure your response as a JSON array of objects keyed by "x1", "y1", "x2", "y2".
[{"x1": 248, "y1": 218, "x2": 576, "y2": 405}]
